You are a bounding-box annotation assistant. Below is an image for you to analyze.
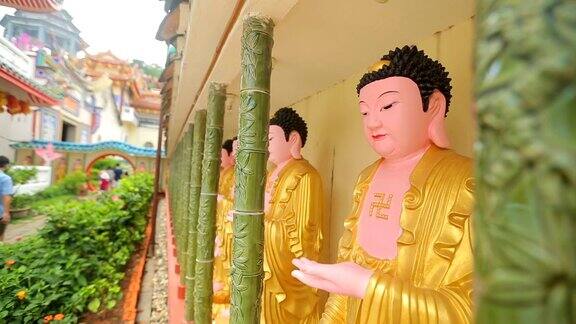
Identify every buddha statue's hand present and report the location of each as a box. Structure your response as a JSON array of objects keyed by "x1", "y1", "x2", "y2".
[
  {"x1": 220, "y1": 307, "x2": 230, "y2": 318},
  {"x1": 291, "y1": 258, "x2": 373, "y2": 299},
  {"x1": 226, "y1": 210, "x2": 234, "y2": 222},
  {"x1": 213, "y1": 281, "x2": 224, "y2": 292},
  {"x1": 214, "y1": 235, "x2": 223, "y2": 257},
  {"x1": 217, "y1": 194, "x2": 224, "y2": 202}
]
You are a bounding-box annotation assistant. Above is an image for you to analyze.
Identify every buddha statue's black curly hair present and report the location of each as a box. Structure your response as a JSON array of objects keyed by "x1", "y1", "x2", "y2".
[
  {"x1": 222, "y1": 138, "x2": 235, "y2": 154},
  {"x1": 357, "y1": 45, "x2": 452, "y2": 115},
  {"x1": 269, "y1": 107, "x2": 308, "y2": 147}
]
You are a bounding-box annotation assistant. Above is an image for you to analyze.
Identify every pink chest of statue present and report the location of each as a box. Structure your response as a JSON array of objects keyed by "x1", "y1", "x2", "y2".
[{"x1": 357, "y1": 153, "x2": 423, "y2": 260}]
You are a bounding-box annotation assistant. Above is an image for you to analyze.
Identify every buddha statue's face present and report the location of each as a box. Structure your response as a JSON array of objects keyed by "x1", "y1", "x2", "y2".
[
  {"x1": 268, "y1": 125, "x2": 293, "y2": 166},
  {"x1": 358, "y1": 77, "x2": 433, "y2": 160}
]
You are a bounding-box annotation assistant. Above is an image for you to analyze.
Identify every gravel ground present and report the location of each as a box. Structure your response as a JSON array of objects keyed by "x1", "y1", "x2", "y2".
[{"x1": 150, "y1": 199, "x2": 169, "y2": 323}]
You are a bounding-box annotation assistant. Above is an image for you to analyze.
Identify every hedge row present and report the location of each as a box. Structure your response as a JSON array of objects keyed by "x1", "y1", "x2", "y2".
[{"x1": 0, "y1": 173, "x2": 153, "y2": 323}]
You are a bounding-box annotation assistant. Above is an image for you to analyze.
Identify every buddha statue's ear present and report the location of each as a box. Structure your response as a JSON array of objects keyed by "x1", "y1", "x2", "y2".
[
  {"x1": 288, "y1": 130, "x2": 303, "y2": 159},
  {"x1": 427, "y1": 90, "x2": 451, "y2": 148}
]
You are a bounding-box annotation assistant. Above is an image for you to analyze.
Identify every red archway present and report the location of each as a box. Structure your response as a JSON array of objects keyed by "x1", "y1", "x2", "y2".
[{"x1": 86, "y1": 153, "x2": 136, "y2": 191}]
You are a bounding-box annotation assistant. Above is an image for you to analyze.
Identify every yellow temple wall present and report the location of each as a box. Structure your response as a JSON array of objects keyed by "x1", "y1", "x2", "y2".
[
  {"x1": 292, "y1": 17, "x2": 476, "y2": 261},
  {"x1": 125, "y1": 126, "x2": 159, "y2": 149}
]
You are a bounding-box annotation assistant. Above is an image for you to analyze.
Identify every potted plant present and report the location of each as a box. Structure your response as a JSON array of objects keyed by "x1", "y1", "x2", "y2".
[
  {"x1": 10, "y1": 194, "x2": 35, "y2": 218},
  {"x1": 6, "y1": 168, "x2": 38, "y2": 218}
]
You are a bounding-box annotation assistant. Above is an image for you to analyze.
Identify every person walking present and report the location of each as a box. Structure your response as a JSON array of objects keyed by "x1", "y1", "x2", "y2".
[
  {"x1": 0, "y1": 156, "x2": 14, "y2": 242},
  {"x1": 113, "y1": 163, "x2": 123, "y2": 187},
  {"x1": 99, "y1": 169, "x2": 111, "y2": 191}
]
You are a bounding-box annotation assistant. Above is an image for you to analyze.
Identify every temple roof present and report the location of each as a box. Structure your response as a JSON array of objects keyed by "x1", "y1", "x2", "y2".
[
  {"x1": 86, "y1": 51, "x2": 130, "y2": 66},
  {"x1": 11, "y1": 140, "x2": 164, "y2": 157},
  {"x1": 0, "y1": 61, "x2": 62, "y2": 106},
  {"x1": 0, "y1": 9, "x2": 87, "y2": 49},
  {"x1": 131, "y1": 92, "x2": 161, "y2": 112},
  {"x1": 156, "y1": 4, "x2": 182, "y2": 42},
  {"x1": 0, "y1": 0, "x2": 62, "y2": 13},
  {"x1": 83, "y1": 51, "x2": 133, "y2": 82},
  {"x1": 159, "y1": 60, "x2": 174, "y2": 83},
  {"x1": 162, "y1": 0, "x2": 185, "y2": 13}
]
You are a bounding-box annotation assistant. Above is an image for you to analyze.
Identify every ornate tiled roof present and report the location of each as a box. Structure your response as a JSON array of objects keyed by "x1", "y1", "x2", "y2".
[
  {"x1": 82, "y1": 51, "x2": 133, "y2": 82},
  {"x1": 11, "y1": 140, "x2": 165, "y2": 157},
  {"x1": 0, "y1": 0, "x2": 62, "y2": 12},
  {"x1": 0, "y1": 61, "x2": 63, "y2": 104},
  {"x1": 87, "y1": 51, "x2": 129, "y2": 66},
  {"x1": 131, "y1": 92, "x2": 161, "y2": 111},
  {"x1": 156, "y1": 4, "x2": 182, "y2": 42}
]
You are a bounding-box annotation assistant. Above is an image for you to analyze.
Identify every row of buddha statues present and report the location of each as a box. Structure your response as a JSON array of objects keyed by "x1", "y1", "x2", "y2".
[{"x1": 209, "y1": 46, "x2": 473, "y2": 323}]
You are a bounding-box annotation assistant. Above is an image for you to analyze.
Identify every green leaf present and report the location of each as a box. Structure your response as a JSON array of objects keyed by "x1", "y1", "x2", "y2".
[
  {"x1": 106, "y1": 299, "x2": 117, "y2": 310},
  {"x1": 87, "y1": 298, "x2": 101, "y2": 313}
]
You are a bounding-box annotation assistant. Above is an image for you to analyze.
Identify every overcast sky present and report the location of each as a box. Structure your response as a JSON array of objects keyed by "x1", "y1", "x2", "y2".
[{"x1": 0, "y1": 0, "x2": 167, "y2": 66}]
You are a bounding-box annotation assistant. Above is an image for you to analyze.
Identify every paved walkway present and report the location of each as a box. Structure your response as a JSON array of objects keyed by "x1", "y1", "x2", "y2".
[
  {"x1": 136, "y1": 249, "x2": 156, "y2": 323},
  {"x1": 3, "y1": 215, "x2": 46, "y2": 243},
  {"x1": 137, "y1": 199, "x2": 168, "y2": 323}
]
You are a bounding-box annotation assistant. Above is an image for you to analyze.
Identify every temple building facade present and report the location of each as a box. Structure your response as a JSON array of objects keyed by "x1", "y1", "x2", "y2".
[
  {"x1": 80, "y1": 51, "x2": 161, "y2": 148},
  {"x1": 0, "y1": 8, "x2": 161, "y2": 162},
  {"x1": 0, "y1": 9, "x2": 86, "y2": 56},
  {"x1": 0, "y1": 34, "x2": 59, "y2": 161}
]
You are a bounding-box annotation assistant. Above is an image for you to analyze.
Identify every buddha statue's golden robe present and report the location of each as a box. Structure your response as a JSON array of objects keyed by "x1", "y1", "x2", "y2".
[
  {"x1": 322, "y1": 146, "x2": 474, "y2": 324},
  {"x1": 264, "y1": 158, "x2": 324, "y2": 324},
  {"x1": 213, "y1": 166, "x2": 235, "y2": 306}
]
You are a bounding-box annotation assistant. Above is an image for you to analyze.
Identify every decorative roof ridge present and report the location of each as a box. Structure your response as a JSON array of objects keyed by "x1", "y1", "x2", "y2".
[
  {"x1": 86, "y1": 51, "x2": 129, "y2": 65},
  {"x1": 10, "y1": 140, "x2": 165, "y2": 157},
  {"x1": 0, "y1": 61, "x2": 63, "y2": 100}
]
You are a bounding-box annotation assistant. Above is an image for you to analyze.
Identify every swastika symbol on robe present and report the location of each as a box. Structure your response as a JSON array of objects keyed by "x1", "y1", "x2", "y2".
[{"x1": 369, "y1": 193, "x2": 393, "y2": 220}]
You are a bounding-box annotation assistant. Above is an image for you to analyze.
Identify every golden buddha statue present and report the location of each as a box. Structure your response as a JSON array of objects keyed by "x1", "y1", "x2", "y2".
[
  {"x1": 292, "y1": 46, "x2": 474, "y2": 323},
  {"x1": 263, "y1": 107, "x2": 325, "y2": 323},
  {"x1": 212, "y1": 137, "x2": 237, "y2": 321}
]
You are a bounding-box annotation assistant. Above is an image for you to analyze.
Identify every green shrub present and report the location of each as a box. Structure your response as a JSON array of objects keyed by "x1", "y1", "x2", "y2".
[
  {"x1": 10, "y1": 194, "x2": 35, "y2": 210},
  {"x1": 0, "y1": 173, "x2": 154, "y2": 323},
  {"x1": 54, "y1": 172, "x2": 87, "y2": 196},
  {"x1": 91, "y1": 158, "x2": 117, "y2": 172},
  {"x1": 6, "y1": 168, "x2": 38, "y2": 186},
  {"x1": 36, "y1": 172, "x2": 88, "y2": 199}
]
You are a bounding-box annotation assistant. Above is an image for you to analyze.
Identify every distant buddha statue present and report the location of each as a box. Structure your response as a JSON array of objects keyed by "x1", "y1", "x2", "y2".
[
  {"x1": 292, "y1": 46, "x2": 474, "y2": 323},
  {"x1": 263, "y1": 107, "x2": 325, "y2": 324},
  {"x1": 55, "y1": 158, "x2": 66, "y2": 182},
  {"x1": 213, "y1": 137, "x2": 237, "y2": 321}
]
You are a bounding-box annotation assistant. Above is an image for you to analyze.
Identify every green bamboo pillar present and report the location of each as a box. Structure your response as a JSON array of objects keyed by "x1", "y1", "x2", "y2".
[
  {"x1": 170, "y1": 143, "x2": 177, "y2": 212},
  {"x1": 172, "y1": 141, "x2": 182, "y2": 245},
  {"x1": 174, "y1": 137, "x2": 183, "y2": 257},
  {"x1": 230, "y1": 15, "x2": 274, "y2": 324},
  {"x1": 178, "y1": 126, "x2": 195, "y2": 286},
  {"x1": 168, "y1": 156, "x2": 174, "y2": 210},
  {"x1": 194, "y1": 82, "x2": 227, "y2": 324},
  {"x1": 185, "y1": 110, "x2": 207, "y2": 321},
  {"x1": 475, "y1": 1, "x2": 575, "y2": 323},
  {"x1": 175, "y1": 140, "x2": 185, "y2": 258}
]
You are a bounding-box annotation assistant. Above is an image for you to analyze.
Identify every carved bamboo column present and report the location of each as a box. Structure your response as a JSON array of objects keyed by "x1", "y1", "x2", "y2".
[
  {"x1": 168, "y1": 149, "x2": 175, "y2": 214},
  {"x1": 185, "y1": 110, "x2": 207, "y2": 321},
  {"x1": 170, "y1": 143, "x2": 178, "y2": 215},
  {"x1": 177, "y1": 139, "x2": 187, "y2": 259},
  {"x1": 174, "y1": 140, "x2": 183, "y2": 253},
  {"x1": 475, "y1": 1, "x2": 575, "y2": 323},
  {"x1": 178, "y1": 126, "x2": 194, "y2": 286},
  {"x1": 194, "y1": 82, "x2": 227, "y2": 324},
  {"x1": 230, "y1": 15, "x2": 274, "y2": 324}
]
